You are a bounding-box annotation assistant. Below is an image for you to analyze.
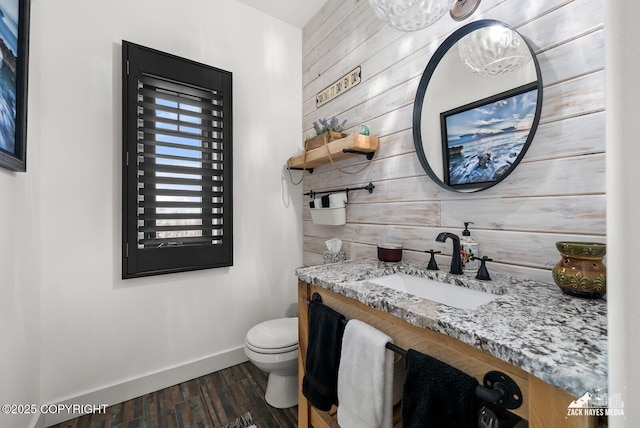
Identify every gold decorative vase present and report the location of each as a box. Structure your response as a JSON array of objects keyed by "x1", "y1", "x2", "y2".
[{"x1": 552, "y1": 241, "x2": 606, "y2": 298}]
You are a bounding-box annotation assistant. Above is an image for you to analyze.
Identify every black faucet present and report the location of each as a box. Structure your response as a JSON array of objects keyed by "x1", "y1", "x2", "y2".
[{"x1": 436, "y1": 232, "x2": 463, "y2": 275}]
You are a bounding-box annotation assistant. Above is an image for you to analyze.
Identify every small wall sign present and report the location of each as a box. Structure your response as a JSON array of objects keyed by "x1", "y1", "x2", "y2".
[{"x1": 316, "y1": 66, "x2": 361, "y2": 108}]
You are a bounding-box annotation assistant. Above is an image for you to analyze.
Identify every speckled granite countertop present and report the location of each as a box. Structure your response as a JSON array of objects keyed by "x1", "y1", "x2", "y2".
[{"x1": 295, "y1": 258, "x2": 607, "y2": 399}]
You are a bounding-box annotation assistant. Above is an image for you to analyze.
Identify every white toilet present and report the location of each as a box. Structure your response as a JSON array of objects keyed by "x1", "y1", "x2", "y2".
[{"x1": 244, "y1": 317, "x2": 299, "y2": 408}]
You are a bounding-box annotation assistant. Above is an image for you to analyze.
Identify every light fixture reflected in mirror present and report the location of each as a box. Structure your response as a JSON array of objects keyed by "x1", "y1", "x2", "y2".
[
  {"x1": 457, "y1": 25, "x2": 531, "y2": 77},
  {"x1": 368, "y1": 0, "x2": 481, "y2": 32}
]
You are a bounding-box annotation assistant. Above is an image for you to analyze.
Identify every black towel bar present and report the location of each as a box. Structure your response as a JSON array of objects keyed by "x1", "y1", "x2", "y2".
[
  {"x1": 304, "y1": 182, "x2": 375, "y2": 200},
  {"x1": 307, "y1": 292, "x2": 523, "y2": 409},
  {"x1": 385, "y1": 342, "x2": 406, "y2": 356},
  {"x1": 381, "y1": 340, "x2": 519, "y2": 408}
]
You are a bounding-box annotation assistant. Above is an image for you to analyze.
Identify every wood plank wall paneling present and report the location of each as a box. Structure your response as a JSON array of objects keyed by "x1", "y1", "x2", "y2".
[{"x1": 300, "y1": 0, "x2": 605, "y2": 283}]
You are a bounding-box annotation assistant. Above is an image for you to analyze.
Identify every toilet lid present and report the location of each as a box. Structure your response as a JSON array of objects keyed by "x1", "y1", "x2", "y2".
[{"x1": 246, "y1": 317, "x2": 298, "y2": 353}]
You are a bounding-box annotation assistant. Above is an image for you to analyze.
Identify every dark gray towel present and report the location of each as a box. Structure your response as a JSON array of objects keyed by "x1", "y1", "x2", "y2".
[
  {"x1": 402, "y1": 349, "x2": 479, "y2": 428},
  {"x1": 302, "y1": 300, "x2": 346, "y2": 411}
]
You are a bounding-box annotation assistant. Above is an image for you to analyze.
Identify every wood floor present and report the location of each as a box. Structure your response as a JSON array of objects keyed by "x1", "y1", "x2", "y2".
[{"x1": 50, "y1": 362, "x2": 297, "y2": 428}]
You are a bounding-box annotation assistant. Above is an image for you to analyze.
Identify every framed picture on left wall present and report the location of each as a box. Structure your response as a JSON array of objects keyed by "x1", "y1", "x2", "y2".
[{"x1": 0, "y1": 0, "x2": 30, "y2": 172}]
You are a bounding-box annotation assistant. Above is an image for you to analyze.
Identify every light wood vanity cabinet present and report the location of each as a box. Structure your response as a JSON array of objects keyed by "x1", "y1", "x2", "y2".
[{"x1": 297, "y1": 280, "x2": 596, "y2": 428}]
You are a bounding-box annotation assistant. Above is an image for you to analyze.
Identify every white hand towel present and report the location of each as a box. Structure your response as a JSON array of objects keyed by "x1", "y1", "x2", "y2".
[
  {"x1": 337, "y1": 319, "x2": 394, "y2": 428},
  {"x1": 329, "y1": 192, "x2": 347, "y2": 208}
]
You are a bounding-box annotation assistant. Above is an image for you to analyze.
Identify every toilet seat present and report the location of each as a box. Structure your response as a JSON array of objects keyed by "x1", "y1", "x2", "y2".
[
  {"x1": 245, "y1": 317, "x2": 298, "y2": 354},
  {"x1": 245, "y1": 341, "x2": 298, "y2": 354}
]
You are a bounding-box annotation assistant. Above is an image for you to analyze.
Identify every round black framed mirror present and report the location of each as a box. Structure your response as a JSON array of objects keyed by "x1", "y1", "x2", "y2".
[{"x1": 413, "y1": 20, "x2": 543, "y2": 192}]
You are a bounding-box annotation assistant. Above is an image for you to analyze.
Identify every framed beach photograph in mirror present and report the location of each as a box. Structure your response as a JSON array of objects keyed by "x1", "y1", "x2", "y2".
[
  {"x1": 0, "y1": 0, "x2": 30, "y2": 172},
  {"x1": 440, "y1": 82, "x2": 538, "y2": 190}
]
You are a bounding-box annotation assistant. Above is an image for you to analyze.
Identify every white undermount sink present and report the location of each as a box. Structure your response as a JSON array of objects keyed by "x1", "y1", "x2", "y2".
[{"x1": 368, "y1": 273, "x2": 499, "y2": 310}]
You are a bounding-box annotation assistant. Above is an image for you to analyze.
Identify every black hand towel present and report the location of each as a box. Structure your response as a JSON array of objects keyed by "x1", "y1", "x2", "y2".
[
  {"x1": 321, "y1": 195, "x2": 330, "y2": 207},
  {"x1": 402, "y1": 349, "x2": 480, "y2": 428},
  {"x1": 302, "y1": 300, "x2": 346, "y2": 411}
]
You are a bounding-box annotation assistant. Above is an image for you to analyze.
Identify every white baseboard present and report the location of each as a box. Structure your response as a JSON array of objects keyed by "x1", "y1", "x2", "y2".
[
  {"x1": 43, "y1": 346, "x2": 248, "y2": 427},
  {"x1": 30, "y1": 412, "x2": 44, "y2": 428}
]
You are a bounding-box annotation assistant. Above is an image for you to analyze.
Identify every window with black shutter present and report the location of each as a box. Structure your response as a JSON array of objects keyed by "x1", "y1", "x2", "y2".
[{"x1": 122, "y1": 41, "x2": 233, "y2": 278}]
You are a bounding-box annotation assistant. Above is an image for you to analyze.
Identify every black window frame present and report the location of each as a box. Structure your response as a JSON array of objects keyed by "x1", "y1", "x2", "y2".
[{"x1": 122, "y1": 41, "x2": 233, "y2": 279}]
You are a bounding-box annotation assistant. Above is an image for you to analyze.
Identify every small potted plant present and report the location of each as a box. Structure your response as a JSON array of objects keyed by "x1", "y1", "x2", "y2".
[{"x1": 305, "y1": 116, "x2": 348, "y2": 151}]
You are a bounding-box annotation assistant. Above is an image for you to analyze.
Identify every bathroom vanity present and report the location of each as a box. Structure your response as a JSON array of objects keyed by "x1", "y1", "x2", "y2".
[{"x1": 296, "y1": 259, "x2": 607, "y2": 428}]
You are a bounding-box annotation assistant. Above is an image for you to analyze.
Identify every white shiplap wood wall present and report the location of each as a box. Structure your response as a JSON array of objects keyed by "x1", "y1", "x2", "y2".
[{"x1": 300, "y1": 0, "x2": 605, "y2": 282}]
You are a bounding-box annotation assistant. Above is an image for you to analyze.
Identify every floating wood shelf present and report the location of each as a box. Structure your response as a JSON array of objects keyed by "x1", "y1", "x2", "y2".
[{"x1": 287, "y1": 134, "x2": 379, "y2": 172}]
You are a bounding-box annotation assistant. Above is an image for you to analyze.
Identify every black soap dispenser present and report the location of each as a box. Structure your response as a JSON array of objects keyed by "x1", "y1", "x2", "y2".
[{"x1": 461, "y1": 222, "x2": 480, "y2": 272}]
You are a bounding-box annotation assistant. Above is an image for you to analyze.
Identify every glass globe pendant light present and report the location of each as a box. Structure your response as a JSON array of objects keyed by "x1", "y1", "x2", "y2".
[
  {"x1": 457, "y1": 25, "x2": 531, "y2": 77},
  {"x1": 367, "y1": 0, "x2": 481, "y2": 32}
]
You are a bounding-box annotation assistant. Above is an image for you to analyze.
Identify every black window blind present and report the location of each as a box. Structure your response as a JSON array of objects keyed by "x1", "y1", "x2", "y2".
[{"x1": 122, "y1": 42, "x2": 232, "y2": 278}]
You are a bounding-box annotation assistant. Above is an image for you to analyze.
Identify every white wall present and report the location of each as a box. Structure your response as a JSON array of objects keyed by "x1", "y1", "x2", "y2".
[
  {"x1": 21, "y1": 0, "x2": 303, "y2": 425},
  {"x1": 0, "y1": 161, "x2": 41, "y2": 426},
  {"x1": 607, "y1": 1, "x2": 640, "y2": 426}
]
